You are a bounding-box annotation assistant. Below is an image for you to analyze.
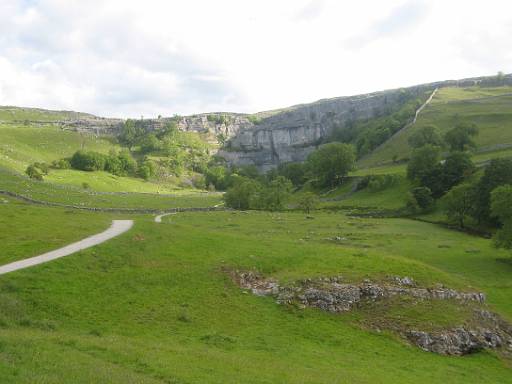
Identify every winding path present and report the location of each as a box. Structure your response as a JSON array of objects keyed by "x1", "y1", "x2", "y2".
[
  {"x1": 154, "y1": 212, "x2": 176, "y2": 223},
  {"x1": 0, "y1": 220, "x2": 133, "y2": 276}
]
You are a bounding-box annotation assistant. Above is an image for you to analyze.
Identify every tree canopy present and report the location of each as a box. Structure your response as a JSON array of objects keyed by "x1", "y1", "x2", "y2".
[{"x1": 307, "y1": 143, "x2": 356, "y2": 187}]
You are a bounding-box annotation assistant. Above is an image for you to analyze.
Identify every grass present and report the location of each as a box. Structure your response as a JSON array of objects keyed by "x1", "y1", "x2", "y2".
[
  {"x1": 0, "y1": 207, "x2": 511, "y2": 383},
  {"x1": 0, "y1": 118, "x2": 198, "y2": 194},
  {"x1": 359, "y1": 86, "x2": 512, "y2": 168},
  {"x1": 45, "y1": 169, "x2": 183, "y2": 193},
  {"x1": 0, "y1": 168, "x2": 223, "y2": 209},
  {"x1": 0, "y1": 106, "x2": 92, "y2": 122},
  {"x1": 0, "y1": 124, "x2": 117, "y2": 173},
  {"x1": 316, "y1": 176, "x2": 411, "y2": 211},
  {"x1": 0, "y1": 200, "x2": 120, "y2": 264}
]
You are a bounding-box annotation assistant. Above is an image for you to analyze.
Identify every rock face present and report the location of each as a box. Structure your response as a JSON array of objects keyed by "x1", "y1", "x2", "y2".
[
  {"x1": 218, "y1": 74, "x2": 512, "y2": 170},
  {"x1": 220, "y1": 87, "x2": 428, "y2": 171},
  {"x1": 6, "y1": 74, "x2": 511, "y2": 169},
  {"x1": 408, "y1": 310, "x2": 512, "y2": 355},
  {"x1": 232, "y1": 271, "x2": 512, "y2": 355}
]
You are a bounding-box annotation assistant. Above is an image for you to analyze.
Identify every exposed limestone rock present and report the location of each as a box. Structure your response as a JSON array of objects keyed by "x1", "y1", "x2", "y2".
[
  {"x1": 7, "y1": 74, "x2": 511, "y2": 169},
  {"x1": 407, "y1": 328, "x2": 484, "y2": 355},
  {"x1": 218, "y1": 74, "x2": 512, "y2": 170},
  {"x1": 407, "y1": 310, "x2": 512, "y2": 355},
  {"x1": 230, "y1": 271, "x2": 512, "y2": 355}
]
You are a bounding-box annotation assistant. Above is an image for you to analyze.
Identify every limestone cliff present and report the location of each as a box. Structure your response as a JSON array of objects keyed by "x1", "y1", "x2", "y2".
[
  {"x1": 3, "y1": 74, "x2": 510, "y2": 170},
  {"x1": 218, "y1": 74, "x2": 512, "y2": 170}
]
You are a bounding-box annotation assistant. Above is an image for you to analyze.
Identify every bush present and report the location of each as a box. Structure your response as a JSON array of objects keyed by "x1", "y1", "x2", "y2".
[
  {"x1": 139, "y1": 133, "x2": 161, "y2": 154},
  {"x1": 277, "y1": 162, "x2": 307, "y2": 187},
  {"x1": 70, "y1": 150, "x2": 107, "y2": 171},
  {"x1": 407, "y1": 187, "x2": 434, "y2": 213},
  {"x1": 33, "y1": 162, "x2": 49, "y2": 175},
  {"x1": 25, "y1": 164, "x2": 44, "y2": 180},
  {"x1": 297, "y1": 192, "x2": 318, "y2": 214},
  {"x1": 253, "y1": 176, "x2": 293, "y2": 211},
  {"x1": 191, "y1": 174, "x2": 206, "y2": 189},
  {"x1": 223, "y1": 178, "x2": 262, "y2": 210},
  {"x1": 51, "y1": 158, "x2": 71, "y2": 169},
  {"x1": 367, "y1": 174, "x2": 400, "y2": 192},
  {"x1": 104, "y1": 156, "x2": 124, "y2": 176},
  {"x1": 408, "y1": 125, "x2": 444, "y2": 148}
]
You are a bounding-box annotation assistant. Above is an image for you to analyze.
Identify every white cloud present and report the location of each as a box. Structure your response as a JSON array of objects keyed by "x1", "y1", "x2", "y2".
[{"x1": 0, "y1": 0, "x2": 510, "y2": 118}]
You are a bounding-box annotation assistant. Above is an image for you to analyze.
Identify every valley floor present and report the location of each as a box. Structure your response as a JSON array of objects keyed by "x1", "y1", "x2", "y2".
[{"x1": 0, "y1": 200, "x2": 511, "y2": 383}]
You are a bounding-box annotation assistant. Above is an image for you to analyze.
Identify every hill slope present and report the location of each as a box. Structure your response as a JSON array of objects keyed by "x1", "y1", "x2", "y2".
[{"x1": 359, "y1": 86, "x2": 512, "y2": 168}]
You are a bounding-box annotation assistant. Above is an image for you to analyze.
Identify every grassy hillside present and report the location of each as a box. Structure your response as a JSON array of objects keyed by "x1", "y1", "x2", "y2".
[
  {"x1": 0, "y1": 124, "x2": 116, "y2": 173},
  {"x1": 0, "y1": 106, "x2": 93, "y2": 122},
  {"x1": 0, "y1": 206, "x2": 511, "y2": 383},
  {"x1": 359, "y1": 86, "x2": 512, "y2": 168},
  {"x1": 0, "y1": 109, "x2": 215, "y2": 193},
  {"x1": 0, "y1": 200, "x2": 119, "y2": 264},
  {"x1": 0, "y1": 169, "x2": 222, "y2": 209}
]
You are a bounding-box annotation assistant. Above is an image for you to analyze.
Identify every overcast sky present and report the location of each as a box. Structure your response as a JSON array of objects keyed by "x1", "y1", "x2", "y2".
[{"x1": 0, "y1": 0, "x2": 510, "y2": 118}]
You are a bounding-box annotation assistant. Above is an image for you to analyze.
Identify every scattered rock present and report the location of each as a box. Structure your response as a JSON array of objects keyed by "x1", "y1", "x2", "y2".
[
  {"x1": 407, "y1": 328, "x2": 484, "y2": 355},
  {"x1": 229, "y1": 270, "x2": 511, "y2": 355}
]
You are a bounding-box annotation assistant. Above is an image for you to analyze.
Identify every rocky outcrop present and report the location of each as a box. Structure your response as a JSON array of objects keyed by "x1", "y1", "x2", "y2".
[
  {"x1": 219, "y1": 86, "x2": 431, "y2": 171},
  {"x1": 218, "y1": 74, "x2": 512, "y2": 170},
  {"x1": 232, "y1": 271, "x2": 512, "y2": 355},
  {"x1": 407, "y1": 310, "x2": 512, "y2": 355},
  {"x1": 5, "y1": 74, "x2": 511, "y2": 169}
]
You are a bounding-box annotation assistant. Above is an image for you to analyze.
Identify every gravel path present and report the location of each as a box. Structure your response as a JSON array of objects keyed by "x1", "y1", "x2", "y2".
[
  {"x1": 154, "y1": 212, "x2": 176, "y2": 223},
  {"x1": 0, "y1": 220, "x2": 133, "y2": 276}
]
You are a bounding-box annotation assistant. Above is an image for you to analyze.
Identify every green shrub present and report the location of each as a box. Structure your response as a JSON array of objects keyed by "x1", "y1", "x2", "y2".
[
  {"x1": 51, "y1": 158, "x2": 71, "y2": 169},
  {"x1": 25, "y1": 164, "x2": 44, "y2": 180},
  {"x1": 407, "y1": 187, "x2": 434, "y2": 213}
]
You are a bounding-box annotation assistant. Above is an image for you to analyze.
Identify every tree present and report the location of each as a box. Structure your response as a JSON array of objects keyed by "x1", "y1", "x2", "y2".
[
  {"x1": 441, "y1": 152, "x2": 475, "y2": 187},
  {"x1": 277, "y1": 162, "x2": 307, "y2": 187},
  {"x1": 139, "y1": 133, "x2": 161, "y2": 154},
  {"x1": 104, "y1": 155, "x2": 124, "y2": 176},
  {"x1": 259, "y1": 176, "x2": 293, "y2": 211},
  {"x1": 223, "y1": 178, "x2": 261, "y2": 210},
  {"x1": 443, "y1": 183, "x2": 475, "y2": 228},
  {"x1": 138, "y1": 162, "x2": 155, "y2": 180},
  {"x1": 406, "y1": 145, "x2": 441, "y2": 182},
  {"x1": 444, "y1": 123, "x2": 479, "y2": 152},
  {"x1": 307, "y1": 143, "x2": 355, "y2": 187},
  {"x1": 118, "y1": 150, "x2": 137, "y2": 175},
  {"x1": 297, "y1": 192, "x2": 318, "y2": 214},
  {"x1": 119, "y1": 119, "x2": 145, "y2": 150},
  {"x1": 490, "y1": 185, "x2": 512, "y2": 249},
  {"x1": 472, "y1": 158, "x2": 512, "y2": 224},
  {"x1": 205, "y1": 165, "x2": 229, "y2": 190},
  {"x1": 237, "y1": 165, "x2": 260, "y2": 180},
  {"x1": 408, "y1": 125, "x2": 444, "y2": 148}
]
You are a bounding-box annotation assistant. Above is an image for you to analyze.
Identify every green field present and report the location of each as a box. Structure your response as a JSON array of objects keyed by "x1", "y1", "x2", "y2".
[
  {"x1": 0, "y1": 124, "x2": 116, "y2": 173},
  {"x1": 0, "y1": 206, "x2": 511, "y2": 383},
  {"x1": 0, "y1": 109, "x2": 206, "y2": 194},
  {"x1": 1, "y1": 83, "x2": 512, "y2": 382},
  {"x1": 0, "y1": 169, "x2": 222, "y2": 210},
  {"x1": 359, "y1": 86, "x2": 512, "y2": 168}
]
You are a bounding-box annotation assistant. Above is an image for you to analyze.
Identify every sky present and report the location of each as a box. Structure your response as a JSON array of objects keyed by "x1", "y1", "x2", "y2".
[{"x1": 0, "y1": 0, "x2": 511, "y2": 118}]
